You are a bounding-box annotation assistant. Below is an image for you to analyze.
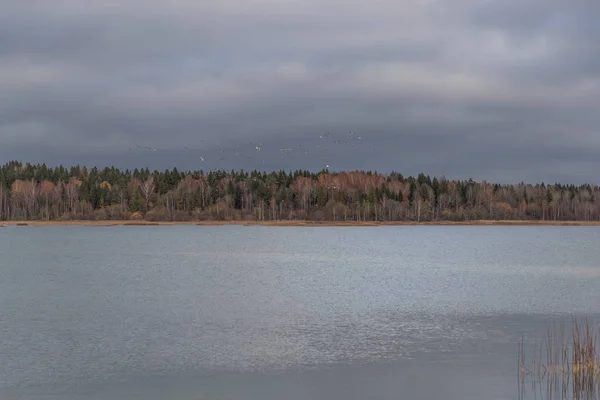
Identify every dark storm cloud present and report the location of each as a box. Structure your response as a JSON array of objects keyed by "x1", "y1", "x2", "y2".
[{"x1": 1, "y1": 0, "x2": 599, "y2": 183}]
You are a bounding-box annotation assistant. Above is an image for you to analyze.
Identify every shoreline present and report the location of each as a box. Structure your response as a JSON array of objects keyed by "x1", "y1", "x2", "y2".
[{"x1": 2, "y1": 219, "x2": 600, "y2": 227}]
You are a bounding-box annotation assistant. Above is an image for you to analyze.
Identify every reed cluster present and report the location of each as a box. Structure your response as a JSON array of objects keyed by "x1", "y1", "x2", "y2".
[{"x1": 519, "y1": 318, "x2": 600, "y2": 399}]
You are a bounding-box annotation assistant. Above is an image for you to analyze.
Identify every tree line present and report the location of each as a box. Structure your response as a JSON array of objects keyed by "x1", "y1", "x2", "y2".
[{"x1": 0, "y1": 160, "x2": 598, "y2": 222}]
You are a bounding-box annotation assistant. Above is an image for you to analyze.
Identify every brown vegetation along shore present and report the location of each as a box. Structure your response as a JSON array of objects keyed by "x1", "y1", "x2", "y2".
[
  {"x1": 3, "y1": 219, "x2": 600, "y2": 227},
  {"x1": 3, "y1": 161, "x2": 600, "y2": 224}
]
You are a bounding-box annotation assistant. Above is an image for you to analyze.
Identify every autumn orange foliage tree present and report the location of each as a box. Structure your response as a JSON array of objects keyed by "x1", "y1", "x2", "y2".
[{"x1": 1, "y1": 160, "x2": 599, "y2": 222}]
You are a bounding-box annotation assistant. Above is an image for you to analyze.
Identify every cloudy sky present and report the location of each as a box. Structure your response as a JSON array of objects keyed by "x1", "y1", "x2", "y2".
[{"x1": 1, "y1": 0, "x2": 599, "y2": 183}]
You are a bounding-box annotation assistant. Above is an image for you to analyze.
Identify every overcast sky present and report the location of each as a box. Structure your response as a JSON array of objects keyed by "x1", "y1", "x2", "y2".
[{"x1": 1, "y1": 0, "x2": 599, "y2": 183}]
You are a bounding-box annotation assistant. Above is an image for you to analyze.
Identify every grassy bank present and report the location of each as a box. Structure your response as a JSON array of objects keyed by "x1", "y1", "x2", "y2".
[{"x1": 3, "y1": 219, "x2": 600, "y2": 227}]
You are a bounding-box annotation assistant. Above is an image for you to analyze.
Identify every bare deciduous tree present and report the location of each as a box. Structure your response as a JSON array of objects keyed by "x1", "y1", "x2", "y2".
[{"x1": 139, "y1": 176, "x2": 155, "y2": 212}]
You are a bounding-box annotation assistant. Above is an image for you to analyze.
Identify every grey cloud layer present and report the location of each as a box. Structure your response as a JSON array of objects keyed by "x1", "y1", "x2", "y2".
[{"x1": 1, "y1": 0, "x2": 599, "y2": 183}]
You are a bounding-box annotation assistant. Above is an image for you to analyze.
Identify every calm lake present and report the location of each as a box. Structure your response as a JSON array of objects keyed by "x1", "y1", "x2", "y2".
[{"x1": 1, "y1": 225, "x2": 599, "y2": 399}]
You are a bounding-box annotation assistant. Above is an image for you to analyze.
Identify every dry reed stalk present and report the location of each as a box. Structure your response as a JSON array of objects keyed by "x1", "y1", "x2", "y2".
[{"x1": 519, "y1": 317, "x2": 600, "y2": 400}]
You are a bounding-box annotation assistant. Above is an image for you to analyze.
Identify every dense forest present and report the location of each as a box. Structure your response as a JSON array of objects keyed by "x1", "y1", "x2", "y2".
[{"x1": 0, "y1": 160, "x2": 598, "y2": 222}]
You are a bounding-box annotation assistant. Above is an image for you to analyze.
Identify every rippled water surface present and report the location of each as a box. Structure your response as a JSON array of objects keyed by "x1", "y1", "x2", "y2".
[{"x1": 1, "y1": 225, "x2": 600, "y2": 399}]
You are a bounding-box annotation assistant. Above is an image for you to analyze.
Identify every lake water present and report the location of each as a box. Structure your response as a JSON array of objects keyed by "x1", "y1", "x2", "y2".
[{"x1": 1, "y1": 225, "x2": 599, "y2": 399}]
